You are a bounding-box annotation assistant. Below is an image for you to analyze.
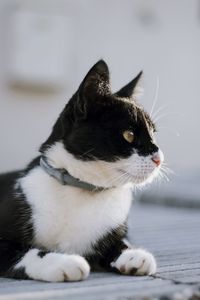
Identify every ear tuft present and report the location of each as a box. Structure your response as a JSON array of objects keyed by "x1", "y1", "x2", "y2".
[{"x1": 115, "y1": 71, "x2": 143, "y2": 99}]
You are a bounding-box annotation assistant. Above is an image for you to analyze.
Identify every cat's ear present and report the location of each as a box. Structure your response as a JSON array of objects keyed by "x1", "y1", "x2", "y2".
[
  {"x1": 115, "y1": 71, "x2": 143, "y2": 99},
  {"x1": 78, "y1": 60, "x2": 111, "y2": 98},
  {"x1": 74, "y1": 60, "x2": 110, "y2": 119}
]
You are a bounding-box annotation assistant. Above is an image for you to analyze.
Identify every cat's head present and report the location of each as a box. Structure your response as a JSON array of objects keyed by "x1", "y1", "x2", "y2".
[{"x1": 41, "y1": 60, "x2": 164, "y2": 188}]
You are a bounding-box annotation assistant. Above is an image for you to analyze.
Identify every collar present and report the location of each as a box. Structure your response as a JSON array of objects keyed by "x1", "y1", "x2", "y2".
[{"x1": 40, "y1": 157, "x2": 106, "y2": 192}]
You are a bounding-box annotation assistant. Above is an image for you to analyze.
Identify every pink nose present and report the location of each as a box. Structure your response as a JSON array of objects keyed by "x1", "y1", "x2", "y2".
[{"x1": 151, "y1": 153, "x2": 161, "y2": 167}]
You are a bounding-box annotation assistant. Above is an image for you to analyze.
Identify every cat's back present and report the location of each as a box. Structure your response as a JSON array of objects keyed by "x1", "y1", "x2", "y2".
[
  {"x1": 0, "y1": 170, "x2": 33, "y2": 242},
  {"x1": 0, "y1": 171, "x2": 20, "y2": 200}
]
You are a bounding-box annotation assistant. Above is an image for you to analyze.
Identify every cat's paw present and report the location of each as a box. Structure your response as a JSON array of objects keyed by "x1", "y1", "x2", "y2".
[
  {"x1": 111, "y1": 248, "x2": 156, "y2": 276},
  {"x1": 15, "y1": 250, "x2": 90, "y2": 282},
  {"x1": 36, "y1": 253, "x2": 90, "y2": 282},
  {"x1": 47, "y1": 254, "x2": 90, "y2": 282}
]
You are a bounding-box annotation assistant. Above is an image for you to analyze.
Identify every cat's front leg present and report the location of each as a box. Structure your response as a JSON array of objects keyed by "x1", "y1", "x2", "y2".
[
  {"x1": 11, "y1": 249, "x2": 90, "y2": 282},
  {"x1": 111, "y1": 248, "x2": 157, "y2": 276}
]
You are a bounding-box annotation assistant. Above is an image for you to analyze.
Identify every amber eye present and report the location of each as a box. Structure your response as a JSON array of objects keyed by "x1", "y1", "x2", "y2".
[{"x1": 123, "y1": 130, "x2": 135, "y2": 143}]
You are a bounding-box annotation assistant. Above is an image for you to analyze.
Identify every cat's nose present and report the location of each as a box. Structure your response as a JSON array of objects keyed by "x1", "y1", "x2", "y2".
[
  {"x1": 152, "y1": 156, "x2": 161, "y2": 166},
  {"x1": 151, "y1": 150, "x2": 163, "y2": 167}
]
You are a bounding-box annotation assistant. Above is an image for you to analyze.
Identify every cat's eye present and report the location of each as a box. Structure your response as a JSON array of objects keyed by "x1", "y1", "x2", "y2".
[{"x1": 123, "y1": 130, "x2": 135, "y2": 143}]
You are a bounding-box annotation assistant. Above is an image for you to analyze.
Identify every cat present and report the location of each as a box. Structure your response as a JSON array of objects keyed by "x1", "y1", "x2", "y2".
[{"x1": 0, "y1": 60, "x2": 164, "y2": 282}]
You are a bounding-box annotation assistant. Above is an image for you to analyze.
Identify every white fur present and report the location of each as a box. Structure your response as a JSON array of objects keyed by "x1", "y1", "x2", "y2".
[
  {"x1": 111, "y1": 248, "x2": 157, "y2": 275},
  {"x1": 45, "y1": 142, "x2": 163, "y2": 188},
  {"x1": 19, "y1": 165, "x2": 132, "y2": 255},
  {"x1": 18, "y1": 141, "x2": 162, "y2": 278},
  {"x1": 15, "y1": 249, "x2": 90, "y2": 282}
]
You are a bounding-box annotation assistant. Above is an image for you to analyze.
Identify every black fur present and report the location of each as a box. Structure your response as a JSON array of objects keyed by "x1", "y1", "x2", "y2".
[
  {"x1": 0, "y1": 171, "x2": 34, "y2": 278},
  {"x1": 0, "y1": 60, "x2": 159, "y2": 280},
  {"x1": 0, "y1": 172, "x2": 33, "y2": 243},
  {"x1": 37, "y1": 250, "x2": 49, "y2": 258},
  {"x1": 87, "y1": 223, "x2": 129, "y2": 271},
  {"x1": 40, "y1": 60, "x2": 157, "y2": 161}
]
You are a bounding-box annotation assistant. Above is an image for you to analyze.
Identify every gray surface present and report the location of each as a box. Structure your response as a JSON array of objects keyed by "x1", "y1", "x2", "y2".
[
  {"x1": 138, "y1": 171, "x2": 200, "y2": 209},
  {"x1": 0, "y1": 203, "x2": 200, "y2": 300}
]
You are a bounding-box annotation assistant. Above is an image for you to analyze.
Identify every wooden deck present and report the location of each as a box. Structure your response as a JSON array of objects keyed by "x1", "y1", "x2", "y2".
[{"x1": 0, "y1": 203, "x2": 200, "y2": 300}]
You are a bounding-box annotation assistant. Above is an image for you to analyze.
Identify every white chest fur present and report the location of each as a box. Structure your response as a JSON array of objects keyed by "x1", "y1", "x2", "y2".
[{"x1": 20, "y1": 167, "x2": 132, "y2": 256}]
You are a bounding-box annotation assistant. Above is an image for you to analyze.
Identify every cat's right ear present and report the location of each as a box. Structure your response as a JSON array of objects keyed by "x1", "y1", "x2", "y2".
[
  {"x1": 75, "y1": 60, "x2": 111, "y2": 118},
  {"x1": 79, "y1": 60, "x2": 111, "y2": 98}
]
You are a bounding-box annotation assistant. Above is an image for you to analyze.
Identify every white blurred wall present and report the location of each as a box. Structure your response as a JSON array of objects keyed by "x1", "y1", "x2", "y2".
[{"x1": 0, "y1": 0, "x2": 199, "y2": 175}]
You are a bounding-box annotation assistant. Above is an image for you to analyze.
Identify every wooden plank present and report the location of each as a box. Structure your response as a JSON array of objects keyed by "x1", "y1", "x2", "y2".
[{"x1": 0, "y1": 203, "x2": 200, "y2": 299}]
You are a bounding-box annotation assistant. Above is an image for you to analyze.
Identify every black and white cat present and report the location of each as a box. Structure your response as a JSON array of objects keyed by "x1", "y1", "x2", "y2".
[{"x1": 0, "y1": 60, "x2": 164, "y2": 282}]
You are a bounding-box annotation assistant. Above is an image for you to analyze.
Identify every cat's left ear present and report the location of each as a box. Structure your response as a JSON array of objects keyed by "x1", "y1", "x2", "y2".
[
  {"x1": 115, "y1": 71, "x2": 143, "y2": 99},
  {"x1": 79, "y1": 60, "x2": 111, "y2": 99}
]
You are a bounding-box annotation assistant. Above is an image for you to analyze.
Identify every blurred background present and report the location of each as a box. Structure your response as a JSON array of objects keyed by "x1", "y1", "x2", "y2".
[{"x1": 0, "y1": 0, "x2": 199, "y2": 206}]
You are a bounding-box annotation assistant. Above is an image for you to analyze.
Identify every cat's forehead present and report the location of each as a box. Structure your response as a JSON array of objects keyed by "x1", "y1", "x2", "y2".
[{"x1": 93, "y1": 95, "x2": 154, "y2": 129}]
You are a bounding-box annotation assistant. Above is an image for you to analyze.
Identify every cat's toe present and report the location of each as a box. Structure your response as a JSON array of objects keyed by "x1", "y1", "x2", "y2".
[
  {"x1": 111, "y1": 248, "x2": 156, "y2": 276},
  {"x1": 61, "y1": 255, "x2": 90, "y2": 281}
]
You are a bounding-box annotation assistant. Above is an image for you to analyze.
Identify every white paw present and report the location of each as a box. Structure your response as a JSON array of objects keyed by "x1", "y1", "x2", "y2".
[
  {"x1": 15, "y1": 249, "x2": 90, "y2": 282},
  {"x1": 43, "y1": 254, "x2": 90, "y2": 282},
  {"x1": 111, "y1": 248, "x2": 156, "y2": 276}
]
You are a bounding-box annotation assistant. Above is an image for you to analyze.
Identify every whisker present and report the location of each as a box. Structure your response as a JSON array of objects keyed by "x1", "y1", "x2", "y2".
[
  {"x1": 150, "y1": 76, "x2": 160, "y2": 117},
  {"x1": 161, "y1": 162, "x2": 175, "y2": 175},
  {"x1": 154, "y1": 171, "x2": 164, "y2": 184},
  {"x1": 81, "y1": 148, "x2": 95, "y2": 157},
  {"x1": 107, "y1": 171, "x2": 130, "y2": 187},
  {"x1": 152, "y1": 104, "x2": 168, "y2": 121},
  {"x1": 159, "y1": 170, "x2": 170, "y2": 182},
  {"x1": 161, "y1": 165, "x2": 174, "y2": 174},
  {"x1": 104, "y1": 173, "x2": 125, "y2": 187},
  {"x1": 154, "y1": 111, "x2": 184, "y2": 123}
]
